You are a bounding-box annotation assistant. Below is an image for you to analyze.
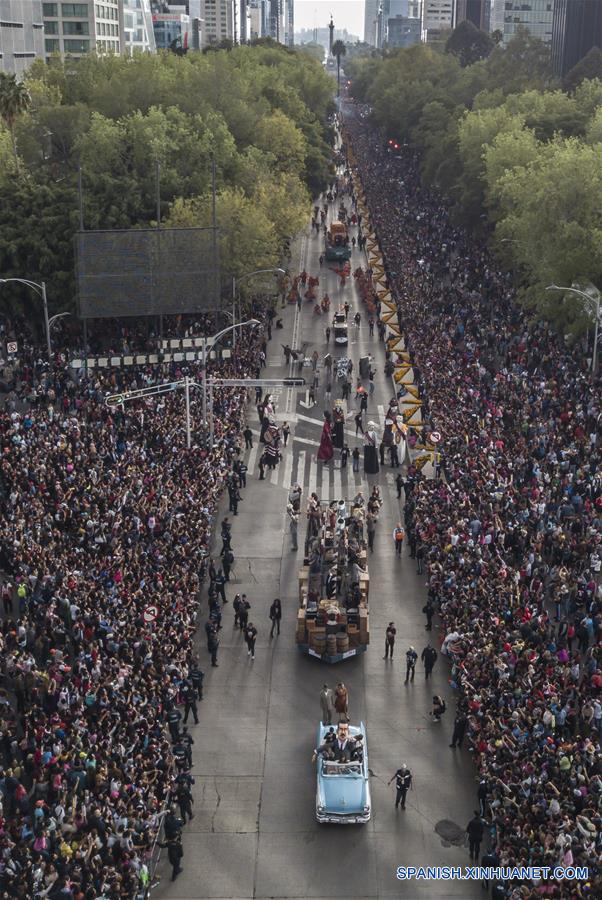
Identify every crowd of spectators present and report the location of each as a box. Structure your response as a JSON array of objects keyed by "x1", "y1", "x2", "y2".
[
  {"x1": 0, "y1": 307, "x2": 269, "y2": 897},
  {"x1": 345, "y1": 109, "x2": 601, "y2": 896}
]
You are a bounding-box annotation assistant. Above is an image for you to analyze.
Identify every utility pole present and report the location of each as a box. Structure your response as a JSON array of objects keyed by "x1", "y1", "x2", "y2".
[
  {"x1": 105, "y1": 376, "x2": 306, "y2": 450},
  {"x1": 184, "y1": 375, "x2": 191, "y2": 449}
]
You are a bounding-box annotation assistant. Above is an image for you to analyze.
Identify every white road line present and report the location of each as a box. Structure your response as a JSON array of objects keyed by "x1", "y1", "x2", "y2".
[
  {"x1": 269, "y1": 463, "x2": 280, "y2": 486},
  {"x1": 296, "y1": 450, "x2": 306, "y2": 491},
  {"x1": 247, "y1": 442, "x2": 258, "y2": 475},
  {"x1": 282, "y1": 448, "x2": 293, "y2": 487},
  {"x1": 250, "y1": 427, "x2": 317, "y2": 449},
  {"x1": 295, "y1": 411, "x2": 365, "y2": 443},
  {"x1": 377, "y1": 404, "x2": 386, "y2": 427},
  {"x1": 307, "y1": 455, "x2": 318, "y2": 496},
  {"x1": 331, "y1": 464, "x2": 342, "y2": 499}
]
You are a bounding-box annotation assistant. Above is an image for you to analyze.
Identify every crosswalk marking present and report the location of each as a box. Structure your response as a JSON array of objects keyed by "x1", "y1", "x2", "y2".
[
  {"x1": 282, "y1": 446, "x2": 293, "y2": 487},
  {"x1": 241, "y1": 446, "x2": 362, "y2": 498},
  {"x1": 247, "y1": 442, "x2": 258, "y2": 475},
  {"x1": 307, "y1": 452, "x2": 318, "y2": 495},
  {"x1": 295, "y1": 450, "x2": 306, "y2": 493}
]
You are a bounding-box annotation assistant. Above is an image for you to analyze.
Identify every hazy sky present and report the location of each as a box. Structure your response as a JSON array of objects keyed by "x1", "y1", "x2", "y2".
[{"x1": 295, "y1": 1, "x2": 365, "y2": 40}]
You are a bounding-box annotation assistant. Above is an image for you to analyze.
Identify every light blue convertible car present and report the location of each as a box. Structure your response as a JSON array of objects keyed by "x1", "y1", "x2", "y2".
[{"x1": 314, "y1": 722, "x2": 371, "y2": 824}]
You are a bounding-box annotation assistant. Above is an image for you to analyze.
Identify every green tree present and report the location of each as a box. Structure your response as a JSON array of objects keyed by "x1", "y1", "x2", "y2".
[
  {"x1": 298, "y1": 43, "x2": 325, "y2": 64},
  {"x1": 494, "y1": 139, "x2": 602, "y2": 330},
  {"x1": 0, "y1": 124, "x2": 16, "y2": 183},
  {"x1": 494, "y1": 89, "x2": 585, "y2": 141},
  {"x1": 0, "y1": 173, "x2": 78, "y2": 318},
  {"x1": 0, "y1": 47, "x2": 334, "y2": 310},
  {"x1": 455, "y1": 106, "x2": 525, "y2": 225},
  {"x1": 484, "y1": 124, "x2": 540, "y2": 218},
  {"x1": 332, "y1": 40, "x2": 346, "y2": 96},
  {"x1": 585, "y1": 105, "x2": 602, "y2": 144},
  {"x1": 485, "y1": 27, "x2": 552, "y2": 94},
  {"x1": 254, "y1": 110, "x2": 307, "y2": 174},
  {"x1": 563, "y1": 47, "x2": 602, "y2": 93},
  {"x1": 167, "y1": 187, "x2": 279, "y2": 283},
  {"x1": 445, "y1": 20, "x2": 494, "y2": 68},
  {"x1": 0, "y1": 72, "x2": 30, "y2": 172}
]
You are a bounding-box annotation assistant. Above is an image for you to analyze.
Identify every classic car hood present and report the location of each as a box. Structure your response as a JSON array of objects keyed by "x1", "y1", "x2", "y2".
[{"x1": 320, "y1": 777, "x2": 366, "y2": 813}]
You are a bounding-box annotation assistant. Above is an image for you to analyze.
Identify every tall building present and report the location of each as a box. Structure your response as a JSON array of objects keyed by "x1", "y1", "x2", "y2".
[
  {"x1": 200, "y1": 0, "x2": 233, "y2": 44},
  {"x1": 295, "y1": 25, "x2": 358, "y2": 48},
  {"x1": 122, "y1": 0, "x2": 156, "y2": 52},
  {"x1": 284, "y1": 0, "x2": 292, "y2": 45},
  {"x1": 161, "y1": 3, "x2": 205, "y2": 46},
  {"x1": 0, "y1": 0, "x2": 45, "y2": 74},
  {"x1": 246, "y1": 0, "x2": 265, "y2": 39},
  {"x1": 551, "y1": 0, "x2": 602, "y2": 76},
  {"x1": 152, "y1": 6, "x2": 191, "y2": 48},
  {"x1": 488, "y1": 0, "x2": 503, "y2": 33},
  {"x1": 421, "y1": 0, "x2": 453, "y2": 40},
  {"x1": 388, "y1": 14, "x2": 421, "y2": 46},
  {"x1": 364, "y1": 0, "x2": 378, "y2": 45},
  {"x1": 43, "y1": 1, "x2": 123, "y2": 61},
  {"x1": 453, "y1": 0, "x2": 490, "y2": 31},
  {"x1": 239, "y1": 0, "x2": 246, "y2": 40},
  {"x1": 496, "y1": 1, "x2": 555, "y2": 47},
  {"x1": 265, "y1": 0, "x2": 282, "y2": 41}
]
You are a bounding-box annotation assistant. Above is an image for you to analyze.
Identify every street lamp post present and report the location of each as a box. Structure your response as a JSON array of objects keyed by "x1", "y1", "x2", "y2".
[
  {"x1": 105, "y1": 375, "x2": 302, "y2": 450},
  {"x1": 48, "y1": 311, "x2": 71, "y2": 330},
  {"x1": 0, "y1": 277, "x2": 52, "y2": 364},
  {"x1": 231, "y1": 268, "x2": 285, "y2": 348},
  {"x1": 546, "y1": 283, "x2": 601, "y2": 375},
  {"x1": 199, "y1": 319, "x2": 260, "y2": 445}
]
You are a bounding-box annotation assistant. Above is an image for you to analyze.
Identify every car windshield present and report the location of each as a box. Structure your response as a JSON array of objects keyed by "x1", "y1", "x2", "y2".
[{"x1": 322, "y1": 761, "x2": 362, "y2": 776}]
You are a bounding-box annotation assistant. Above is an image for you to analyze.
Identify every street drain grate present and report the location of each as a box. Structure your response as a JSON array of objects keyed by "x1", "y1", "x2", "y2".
[{"x1": 435, "y1": 819, "x2": 466, "y2": 847}]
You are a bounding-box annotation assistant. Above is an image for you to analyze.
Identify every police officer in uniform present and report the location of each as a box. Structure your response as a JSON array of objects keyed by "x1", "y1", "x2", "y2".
[
  {"x1": 388, "y1": 764, "x2": 412, "y2": 809},
  {"x1": 189, "y1": 661, "x2": 204, "y2": 701},
  {"x1": 172, "y1": 737, "x2": 188, "y2": 772},
  {"x1": 159, "y1": 834, "x2": 184, "y2": 882},
  {"x1": 182, "y1": 680, "x2": 199, "y2": 725},
  {"x1": 466, "y1": 811, "x2": 485, "y2": 861},
  {"x1": 176, "y1": 778, "x2": 195, "y2": 823},
  {"x1": 166, "y1": 704, "x2": 182, "y2": 742}
]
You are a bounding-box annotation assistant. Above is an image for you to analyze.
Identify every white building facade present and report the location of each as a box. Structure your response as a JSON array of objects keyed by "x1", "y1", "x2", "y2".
[
  {"x1": 0, "y1": 0, "x2": 45, "y2": 75},
  {"x1": 122, "y1": 0, "x2": 156, "y2": 52},
  {"x1": 42, "y1": 1, "x2": 123, "y2": 60}
]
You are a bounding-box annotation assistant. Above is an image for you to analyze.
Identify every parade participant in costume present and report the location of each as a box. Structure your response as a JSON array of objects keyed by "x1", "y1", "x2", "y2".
[
  {"x1": 363, "y1": 421, "x2": 380, "y2": 474},
  {"x1": 332, "y1": 403, "x2": 345, "y2": 449},
  {"x1": 317, "y1": 411, "x2": 334, "y2": 463}
]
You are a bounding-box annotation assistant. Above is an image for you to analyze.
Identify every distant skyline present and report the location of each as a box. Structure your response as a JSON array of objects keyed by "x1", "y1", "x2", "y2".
[{"x1": 295, "y1": 1, "x2": 366, "y2": 41}]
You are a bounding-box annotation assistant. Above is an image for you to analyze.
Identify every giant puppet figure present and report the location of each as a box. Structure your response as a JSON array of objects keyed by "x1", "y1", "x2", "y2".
[
  {"x1": 317, "y1": 411, "x2": 334, "y2": 463},
  {"x1": 363, "y1": 421, "x2": 380, "y2": 474}
]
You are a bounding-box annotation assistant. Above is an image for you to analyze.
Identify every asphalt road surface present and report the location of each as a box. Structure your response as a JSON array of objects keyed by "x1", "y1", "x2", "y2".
[{"x1": 155, "y1": 190, "x2": 481, "y2": 899}]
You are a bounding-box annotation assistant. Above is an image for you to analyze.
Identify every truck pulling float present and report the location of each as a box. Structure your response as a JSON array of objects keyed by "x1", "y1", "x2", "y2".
[
  {"x1": 296, "y1": 498, "x2": 369, "y2": 663},
  {"x1": 325, "y1": 221, "x2": 351, "y2": 263}
]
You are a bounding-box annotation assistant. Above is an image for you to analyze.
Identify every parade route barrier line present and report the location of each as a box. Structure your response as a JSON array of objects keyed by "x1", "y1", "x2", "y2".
[{"x1": 347, "y1": 157, "x2": 434, "y2": 474}]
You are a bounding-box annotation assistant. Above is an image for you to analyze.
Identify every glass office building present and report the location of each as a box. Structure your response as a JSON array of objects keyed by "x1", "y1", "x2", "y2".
[{"x1": 500, "y1": 0, "x2": 554, "y2": 45}]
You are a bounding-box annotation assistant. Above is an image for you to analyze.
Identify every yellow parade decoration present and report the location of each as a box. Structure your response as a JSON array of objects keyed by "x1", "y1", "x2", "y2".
[
  {"x1": 402, "y1": 403, "x2": 422, "y2": 423},
  {"x1": 393, "y1": 364, "x2": 412, "y2": 382}
]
